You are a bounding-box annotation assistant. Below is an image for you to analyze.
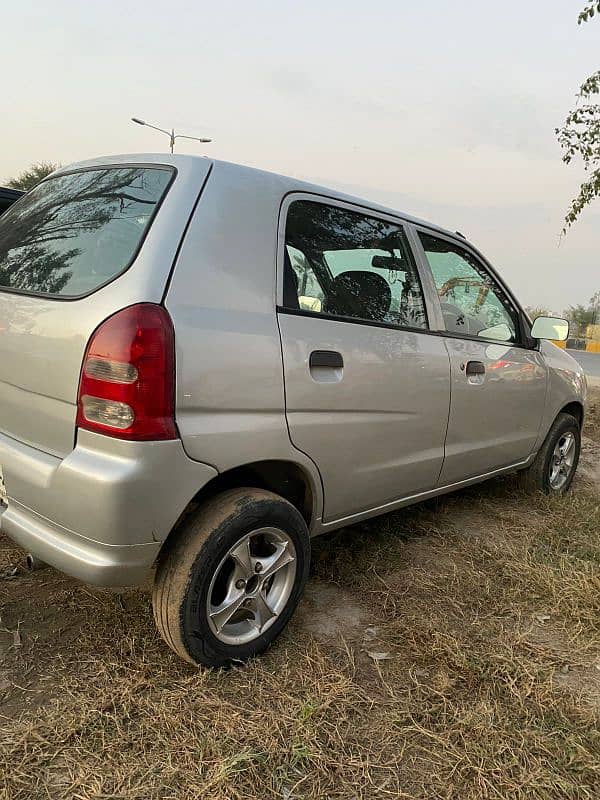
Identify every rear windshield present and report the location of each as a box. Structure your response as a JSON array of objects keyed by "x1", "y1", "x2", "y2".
[{"x1": 0, "y1": 166, "x2": 173, "y2": 298}]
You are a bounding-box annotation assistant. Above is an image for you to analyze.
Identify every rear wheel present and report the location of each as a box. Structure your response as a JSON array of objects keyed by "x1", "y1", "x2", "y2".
[
  {"x1": 517, "y1": 412, "x2": 581, "y2": 494},
  {"x1": 152, "y1": 488, "x2": 310, "y2": 667}
]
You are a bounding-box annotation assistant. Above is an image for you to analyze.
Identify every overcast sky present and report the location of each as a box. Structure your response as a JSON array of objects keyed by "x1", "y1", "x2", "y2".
[{"x1": 2, "y1": 0, "x2": 598, "y2": 312}]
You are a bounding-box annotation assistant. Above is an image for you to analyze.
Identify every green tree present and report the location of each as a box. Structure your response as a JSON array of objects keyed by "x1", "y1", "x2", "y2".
[
  {"x1": 6, "y1": 161, "x2": 59, "y2": 192},
  {"x1": 556, "y1": 3, "x2": 600, "y2": 231},
  {"x1": 563, "y1": 293, "x2": 600, "y2": 336},
  {"x1": 524, "y1": 305, "x2": 552, "y2": 321}
]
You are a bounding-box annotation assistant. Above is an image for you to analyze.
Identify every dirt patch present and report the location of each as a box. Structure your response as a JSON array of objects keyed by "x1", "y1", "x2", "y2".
[
  {"x1": 523, "y1": 622, "x2": 600, "y2": 708},
  {"x1": 578, "y1": 436, "x2": 600, "y2": 488},
  {"x1": 555, "y1": 663, "x2": 600, "y2": 710},
  {"x1": 584, "y1": 385, "x2": 600, "y2": 444},
  {"x1": 296, "y1": 579, "x2": 368, "y2": 642}
]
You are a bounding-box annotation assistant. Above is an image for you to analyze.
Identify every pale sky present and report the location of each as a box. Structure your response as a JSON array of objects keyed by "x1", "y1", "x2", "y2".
[{"x1": 2, "y1": 0, "x2": 598, "y2": 312}]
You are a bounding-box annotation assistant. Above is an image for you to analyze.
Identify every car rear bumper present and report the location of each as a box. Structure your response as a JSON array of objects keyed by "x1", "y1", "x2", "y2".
[
  {"x1": 0, "y1": 499, "x2": 160, "y2": 585},
  {"x1": 0, "y1": 428, "x2": 217, "y2": 586}
]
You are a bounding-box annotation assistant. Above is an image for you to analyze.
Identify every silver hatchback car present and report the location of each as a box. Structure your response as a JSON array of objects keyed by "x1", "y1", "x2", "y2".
[{"x1": 0, "y1": 154, "x2": 586, "y2": 666}]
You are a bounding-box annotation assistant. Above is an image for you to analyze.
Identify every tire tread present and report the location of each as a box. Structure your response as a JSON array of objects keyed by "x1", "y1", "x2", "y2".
[{"x1": 152, "y1": 488, "x2": 307, "y2": 666}]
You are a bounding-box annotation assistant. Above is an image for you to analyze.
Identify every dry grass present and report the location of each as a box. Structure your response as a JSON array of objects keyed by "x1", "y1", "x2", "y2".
[{"x1": 0, "y1": 389, "x2": 598, "y2": 799}]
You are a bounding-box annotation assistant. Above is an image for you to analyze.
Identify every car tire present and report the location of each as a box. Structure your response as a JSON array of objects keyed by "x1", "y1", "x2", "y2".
[
  {"x1": 517, "y1": 412, "x2": 581, "y2": 495},
  {"x1": 152, "y1": 488, "x2": 311, "y2": 667}
]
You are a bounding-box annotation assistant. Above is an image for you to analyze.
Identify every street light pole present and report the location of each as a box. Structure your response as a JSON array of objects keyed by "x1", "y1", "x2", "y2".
[{"x1": 131, "y1": 118, "x2": 211, "y2": 153}]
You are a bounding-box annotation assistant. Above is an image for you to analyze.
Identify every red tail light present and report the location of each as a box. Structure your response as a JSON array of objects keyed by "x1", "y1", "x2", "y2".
[{"x1": 76, "y1": 304, "x2": 177, "y2": 441}]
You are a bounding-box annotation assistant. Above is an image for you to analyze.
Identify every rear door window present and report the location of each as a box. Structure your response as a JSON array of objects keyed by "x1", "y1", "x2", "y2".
[
  {"x1": 283, "y1": 199, "x2": 428, "y2": 330},
  {"x1": 0, "y1": 166, "x2": 173, "y2": 298}
]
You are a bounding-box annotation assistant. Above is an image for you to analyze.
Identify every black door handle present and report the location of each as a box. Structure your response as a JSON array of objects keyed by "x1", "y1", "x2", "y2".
[
  {"x1": 465, "y1": 360, "x2": 485, "y2": 376},
  {"x1": 310, "y1": 350, "x2": 344, "y2": 369}
]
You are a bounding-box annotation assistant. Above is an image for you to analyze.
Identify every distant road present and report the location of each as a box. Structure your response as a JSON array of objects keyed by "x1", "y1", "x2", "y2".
[{"x1": 567, "y1": 349, "x2": 600, "y2": 379}]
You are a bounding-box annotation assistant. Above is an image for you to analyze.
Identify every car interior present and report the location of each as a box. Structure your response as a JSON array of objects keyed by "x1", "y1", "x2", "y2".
[{"x1": 283, "y1": 247, "x2": 425, "y2": 327}]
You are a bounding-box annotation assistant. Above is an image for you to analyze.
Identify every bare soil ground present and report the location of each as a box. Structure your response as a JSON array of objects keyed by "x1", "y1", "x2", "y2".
[{"x1": 0, "y1": 390, "x2": 599, "y2": 800}]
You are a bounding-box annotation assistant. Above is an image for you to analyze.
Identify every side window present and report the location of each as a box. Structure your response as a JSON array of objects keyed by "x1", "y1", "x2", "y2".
[
  {"x1": 283, "y1": 200, "x2": 428, "y2": 329},
  {"x1": 419, "y1": 232, "x2": 518, "y2": 344}
]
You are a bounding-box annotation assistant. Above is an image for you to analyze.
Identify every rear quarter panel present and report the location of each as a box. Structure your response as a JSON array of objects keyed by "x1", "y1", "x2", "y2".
[{"x1": 165, "y1": 162, "x2": 324, "y2": 520}]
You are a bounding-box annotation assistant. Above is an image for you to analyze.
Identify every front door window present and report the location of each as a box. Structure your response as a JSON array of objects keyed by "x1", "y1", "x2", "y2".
[{"x1": 419, "y1": 232, "x2": 518, "y2": 343}]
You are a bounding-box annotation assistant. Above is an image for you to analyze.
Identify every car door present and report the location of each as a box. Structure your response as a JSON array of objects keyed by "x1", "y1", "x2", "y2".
[
  {"x1": 277, "y1": 196, "x2": 451, "y2": 523},
  {"x1": 414, "y1": 229, "x2": 547, "y2": 486}
]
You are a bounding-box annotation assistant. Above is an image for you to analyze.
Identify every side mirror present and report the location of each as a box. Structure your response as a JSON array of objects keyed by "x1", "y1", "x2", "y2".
[{"x1": 530, "y1": 316, "x2": 569, "y2": 341}]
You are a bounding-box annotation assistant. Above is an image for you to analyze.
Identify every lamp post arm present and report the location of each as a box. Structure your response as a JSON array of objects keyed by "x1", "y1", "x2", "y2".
[
  {"x1": 174, "y1": 134, "x2": 212, "y2": 143},
  {"x1": 141, "y1": 122, "x2": 173, "y2": 138}
]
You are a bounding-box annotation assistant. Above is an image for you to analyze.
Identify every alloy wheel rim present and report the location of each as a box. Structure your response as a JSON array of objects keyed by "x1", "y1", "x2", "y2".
[
  {"x1": 549, "y1": 432, "x2": 576, "y2": 490},
  {"x1": 206, "y1": 527, "x2": 297, "y2": 645}
]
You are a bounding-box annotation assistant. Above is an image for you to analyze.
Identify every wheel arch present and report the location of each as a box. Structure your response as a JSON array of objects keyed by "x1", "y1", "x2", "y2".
[
  {"x1": 535, "y1": 397, "x2": 585, "y2": 457},
  {"x1": 560, "y1": 400, "x2": 584, "y2": 429},
  {"x1": 159, "y1": 458, "x2": 320, "y2": 559}
]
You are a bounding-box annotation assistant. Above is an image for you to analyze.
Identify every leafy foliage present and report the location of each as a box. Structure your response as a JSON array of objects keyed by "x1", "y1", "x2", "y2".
[
  {"x1": 524, "y1": 305, "x2": 552, "y2": 321},
  {"x1": 563, "y1": 291, "x2": 600, "y2": 336},
  {"x1": 556, "y1": 6, "x2": 600, "y2": 230},
  {"x1": 6, "y1": 161, "x2": 59, "y2": 192},
  {"x1": 578, "y1": 1, "x2": 600, "y2": 24}
]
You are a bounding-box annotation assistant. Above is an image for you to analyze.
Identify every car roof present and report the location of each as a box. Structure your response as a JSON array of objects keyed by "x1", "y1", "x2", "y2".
[{"x1": 53, "y1": 153, "x2": 458, "y2": 240}]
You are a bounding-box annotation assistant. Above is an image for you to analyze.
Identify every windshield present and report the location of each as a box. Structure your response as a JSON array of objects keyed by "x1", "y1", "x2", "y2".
[{"x1": 0, "y1": 166, "x2": 173, "y2": 298}]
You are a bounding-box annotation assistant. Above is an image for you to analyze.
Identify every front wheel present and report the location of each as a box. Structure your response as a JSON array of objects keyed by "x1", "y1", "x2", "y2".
[
  {"x1": 152, "y1": 488, "x2": 310, "y2": 667},
  {"x1": 517, "y1": 412, "x2": 581, "y2": 494}
]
